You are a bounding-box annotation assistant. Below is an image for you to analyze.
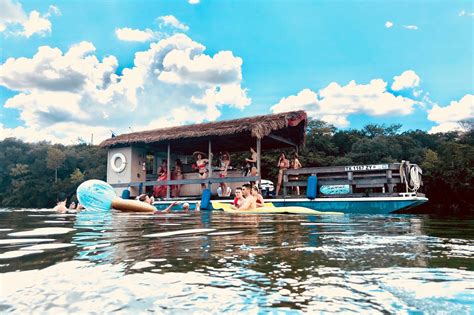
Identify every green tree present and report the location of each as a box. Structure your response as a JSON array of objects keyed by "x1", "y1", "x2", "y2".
[{"x1": 47, "y1": 147, "x2": 66, "y2": 183}]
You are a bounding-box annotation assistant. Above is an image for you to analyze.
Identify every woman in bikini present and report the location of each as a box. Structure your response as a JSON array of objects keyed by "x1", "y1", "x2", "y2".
[
  {"x1": 194, "y1": 152, "x2": 210, "y2": 193},
  {"x1": 219, "y1": 152, "x2": 231, "y2": 196},
  {"x1": 290, "y1": 152, "x2": 302, "y2": 195},
  {"x1": 172, "y1": 159, "x2": 183, "y2": 197},
  {"x1": 275, "y1": 152, "x2": 289, "y2": 196},
  {"x1": 244, "y1": 147, "x2": 257, "y2": 176},
  {"x1": 251, "y1": 185, "x2": 265, "y2": 208}
]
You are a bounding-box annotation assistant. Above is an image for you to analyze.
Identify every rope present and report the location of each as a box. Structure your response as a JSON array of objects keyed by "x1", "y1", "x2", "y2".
[{"x1": 399, "y1": 161, "x2": 422, "y2": 193}]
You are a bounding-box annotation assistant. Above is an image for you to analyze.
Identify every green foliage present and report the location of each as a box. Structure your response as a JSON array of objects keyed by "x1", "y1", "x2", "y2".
[{"x1": 0, "y1": 138, "x2": 106, "y2": 208}]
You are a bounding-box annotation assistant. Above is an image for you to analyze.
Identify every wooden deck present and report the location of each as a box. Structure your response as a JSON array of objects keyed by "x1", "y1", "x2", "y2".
[{"x1": 282, "y1": 163, "x2": 423, "y2": 197}]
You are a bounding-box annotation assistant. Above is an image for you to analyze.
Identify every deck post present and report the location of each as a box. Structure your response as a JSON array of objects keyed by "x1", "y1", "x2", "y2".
[
  {"x1": 166, "y1": 142, "x2": 171, "y2": 198},
  {"x1": 256, "y1": 138, "x2": 261, "y2": 185},
  {"x1": 348, "y1": 171, "x2": 354, "y2": 193},
  {"x1": 386, "y1": 169, "x2": 393, "y2": 193},
  {"x1": 208, "y1": 138, "x2": 212, "y2": 191},
  {"x1": 283, "y1": 173, "x2": 288, "y2": 196}
]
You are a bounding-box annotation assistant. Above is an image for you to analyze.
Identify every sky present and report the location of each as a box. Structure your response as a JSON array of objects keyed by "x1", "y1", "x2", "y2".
[{"x1": 0, "y1": 0, "x2": 473, "y2": 145}]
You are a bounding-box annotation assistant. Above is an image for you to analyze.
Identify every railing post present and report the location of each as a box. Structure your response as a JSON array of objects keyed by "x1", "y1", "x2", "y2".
[
  {"x1": 166, "y1": 142, "x2": 171, "y2": 198},
  {"x1": 386, "y1": 169, "x2": 393, "y2": 193},
  {"x1": 283, "y1": 171, "x2": 288, "y2": 197},
  {"x1": 208, "y1": 138, "x2": 212, "y2": 192},
  {"x1": 256, "y1": 138, "x2": 261, "y2": 185},
  {"x1": 347, "y1": 171, "x2": 353, "y2": 193}
]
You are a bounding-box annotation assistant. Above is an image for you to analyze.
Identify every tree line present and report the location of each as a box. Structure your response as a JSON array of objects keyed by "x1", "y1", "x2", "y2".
[{"x1": 0, "y1": 120, "x2": 472, "y2": 214}]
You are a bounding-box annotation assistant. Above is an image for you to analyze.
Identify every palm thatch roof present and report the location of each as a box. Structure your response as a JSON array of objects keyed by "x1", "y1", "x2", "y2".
[{"x1": 100, "y1": 111, "x2": 307, "y2": 153}]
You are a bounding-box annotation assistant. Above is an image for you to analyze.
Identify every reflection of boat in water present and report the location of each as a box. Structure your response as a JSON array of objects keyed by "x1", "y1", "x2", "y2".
[{"x1": 100, "y1": 111, "x2": 427, "y2": 215}]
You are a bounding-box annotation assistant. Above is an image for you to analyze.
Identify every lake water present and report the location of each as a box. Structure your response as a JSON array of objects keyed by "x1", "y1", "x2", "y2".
[{"x1": 0, "y1": 208, "x2": 473, "y2": 314}]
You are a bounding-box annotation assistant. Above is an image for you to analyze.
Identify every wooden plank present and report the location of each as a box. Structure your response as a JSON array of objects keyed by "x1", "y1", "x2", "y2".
[
  {"x1": 208, "y1": 138, "x2": 212, "y2": 190},
  {"x1": 256, "y1": 138, "x2": 261, "y2": 185},
  {"x1": 267, "y1": 133, "x2": 297, "y2": 148}
]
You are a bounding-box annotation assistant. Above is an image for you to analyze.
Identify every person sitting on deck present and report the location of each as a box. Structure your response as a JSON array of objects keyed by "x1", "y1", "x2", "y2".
[
  {"x1": 160, "y1": 201, "x2": 201, "y2": 213},
  {"x1": 251, "y1": 185, "x2": 265, "y2": 207},
  {"x1": 231, "y1": 187, "x2": 244, "y2": 209},
  {"x1": 53, "y1": 193, "x2": 68, "y2": 213},
  {"x1": 238, "y1": 183, "x2": 257, "y2": 211}
]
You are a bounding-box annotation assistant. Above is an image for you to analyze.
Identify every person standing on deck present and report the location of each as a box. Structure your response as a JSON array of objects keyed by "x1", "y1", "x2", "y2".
[
  {"x1": 194, "y1": 152, "x2": 210, "y2": 193},
  {"x1": 275, "y1": 153, "x2": 290, "y2": 196},
  {"x1": 153, "y1": 160, "x2": 168, "y2": 198},
  {"x1": 172, "y1": 159, "x2": 184, "y2": 197},
  {"x1": 290, "y1": 152, "x2": 302, "y2": 195},
  {"x1": 244, "y1": 147, "x2": 257, "y2": 176},
  {"x1": 219, "y1": 152, "x2": 231, "y2": 197}
]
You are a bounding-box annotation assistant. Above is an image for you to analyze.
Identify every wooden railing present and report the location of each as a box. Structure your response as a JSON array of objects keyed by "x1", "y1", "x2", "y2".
[
  {"x1": 110, "y1": 176, "x2": 259, "y2": 188},
  {"x1": 283, "y1": 163, "x2": 419, "y2": 196}
]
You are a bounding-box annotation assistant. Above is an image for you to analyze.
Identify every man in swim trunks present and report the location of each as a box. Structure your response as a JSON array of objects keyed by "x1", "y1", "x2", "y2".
[
  {"x1": 231, "y1": 187, "x2": 244, "y2": 209},
  {"x1": 239, "y1": 183, "x2": 256, "y2": 211}
]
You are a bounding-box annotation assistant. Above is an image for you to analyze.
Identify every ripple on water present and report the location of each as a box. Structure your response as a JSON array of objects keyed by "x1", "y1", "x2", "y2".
[
  {"x1": 8, "y1": 228, "x2": 76, "y2": 237},
  {"x1": 20, "y1": 243, "x2": 76, "y2": 250},
  {"x1": 0, "y1": 250, "x2": 44, "y2": 259},
  {"x1": 0, "y1": 238, "x2": 55, "y2": 245},
  {"x1": 143, "y1": 228, "x2": 216, "y2": 238}
]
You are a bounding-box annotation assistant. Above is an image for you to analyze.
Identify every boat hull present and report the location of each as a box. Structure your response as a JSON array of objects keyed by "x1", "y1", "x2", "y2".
[{"x1": 153, "y1": 196, "x2": 428, "y2": 215}]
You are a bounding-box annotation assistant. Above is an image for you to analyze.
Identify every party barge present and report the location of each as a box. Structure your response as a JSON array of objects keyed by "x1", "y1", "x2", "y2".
[{"x1": 99, "y1": 111, "x2": 427, "y2": 214}]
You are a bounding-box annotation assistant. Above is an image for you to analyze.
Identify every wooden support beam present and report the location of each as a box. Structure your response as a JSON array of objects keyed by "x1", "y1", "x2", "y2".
[
  {"x1": 267, "y1": 133, "x2": 297, "y2": 148},
  {"x1": 256, "y1": 138, "x2": 261, "y2": 185},
  {"x1": 208, "y1": 138, "x2": 212, "y2": 190},
  {"x1": 166, "y1": 142, "x2": 171, "y2": 198}
]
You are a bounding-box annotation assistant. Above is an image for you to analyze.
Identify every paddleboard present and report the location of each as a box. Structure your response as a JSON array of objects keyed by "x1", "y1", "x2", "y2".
[{"x1": 211, "y1": 201, "x2": 342, "y2": 215}]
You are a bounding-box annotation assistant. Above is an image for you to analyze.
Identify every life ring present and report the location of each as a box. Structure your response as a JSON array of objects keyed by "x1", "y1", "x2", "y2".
[{"x1": 111, "y1": 153, "x2": 127, "y2": 173}]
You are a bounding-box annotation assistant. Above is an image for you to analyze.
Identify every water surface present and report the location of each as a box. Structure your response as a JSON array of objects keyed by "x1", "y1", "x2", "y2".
[{"x1": 1, "y1": 209, "x2": 473, "y2": 314}]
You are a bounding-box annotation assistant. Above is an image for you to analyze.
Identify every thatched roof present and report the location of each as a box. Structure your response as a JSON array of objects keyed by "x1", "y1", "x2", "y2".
[{"x1": 100, "y1": 111, "x2": 307, "y2": 153}]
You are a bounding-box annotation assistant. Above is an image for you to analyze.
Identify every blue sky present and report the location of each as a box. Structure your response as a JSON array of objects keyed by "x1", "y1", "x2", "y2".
[{"x1": 0, "y1": 0, "x2": 473, "y2": 144}]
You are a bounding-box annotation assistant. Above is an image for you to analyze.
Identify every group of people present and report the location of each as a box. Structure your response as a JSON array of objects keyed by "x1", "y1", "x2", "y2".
[
  {"x1": 152, "y1": 148, "x2": 302, "y2": 199},
  {"x1": 231, "y1": 183, "x2": 265, "y2": 210},
  {"x1": 53, "y1": 193, "x2": 84, "y2": 213}
]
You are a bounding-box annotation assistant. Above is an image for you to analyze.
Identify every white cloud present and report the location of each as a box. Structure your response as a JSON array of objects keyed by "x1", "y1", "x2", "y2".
[
  {"x1": 459, "y1": 10, "x2": 474, "y2": 17},
  {"x1": 403, "y1": 25, "x2": 418, "y2": 30},
  {"x1": 115, "y1": 27, "x2": 156, "y2": 42},
  {"x1": 21, "y1": 10, "x2": 51, "y2": 37},
  {"x1": 158, "y1": 15, "x2": 189, "y2": 32},
  {"x1": 0, "y1": 0, "x2": 26, "y2": 32},
  {"x1": 391, "y1": 70, "x2": 420, "y2": 91},
  {"x1": 0, "y1": 34, "x2": 250, "y2": 144},
  {"x1": 271, "y1": 77, "x2": 418, "y2": 127},
  {"x1": 385, "y1": 21, "x2": 393, "y2": 28},
  {"x1": 188, "y1": 0, "x2": 200, "y2": 4},
  {"x1": 0, "y1": 0, "x2": 60, "y2": 37},
  {"x1": 428, "y1": 94, "x2": 474, "y2": 133}
]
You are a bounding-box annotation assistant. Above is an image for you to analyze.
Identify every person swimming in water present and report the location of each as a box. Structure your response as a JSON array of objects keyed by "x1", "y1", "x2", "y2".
[
  {"x1": 53, "y1": 193, "x2": 68, "y2": 213},
  {"x1": 160, "y1": 201, "x2": 201, "y2": 213}
]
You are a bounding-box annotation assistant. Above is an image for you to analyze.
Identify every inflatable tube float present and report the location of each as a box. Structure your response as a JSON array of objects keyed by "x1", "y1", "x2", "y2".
[
  {"x1": 211, "y1": 201, "x2": 342, "y2": 215},
  {"x1": 77, "y1": 180, "x2": 155, "y2": 213}
]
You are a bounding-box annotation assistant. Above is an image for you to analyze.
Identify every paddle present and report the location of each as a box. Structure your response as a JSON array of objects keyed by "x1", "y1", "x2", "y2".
[{"x1": 77, "y1": 180, "x2": 155, "y2": 213}]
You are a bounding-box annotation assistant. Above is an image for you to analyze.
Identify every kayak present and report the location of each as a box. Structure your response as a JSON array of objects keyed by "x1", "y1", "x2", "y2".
[{"x1": 211, "y1": 201, "x2": 342, "y2": 215}]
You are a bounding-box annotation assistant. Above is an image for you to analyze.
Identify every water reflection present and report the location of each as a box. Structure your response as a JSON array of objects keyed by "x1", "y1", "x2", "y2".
[{"x1": 0, "y1": 209, "x2": 473, "y2": 313}]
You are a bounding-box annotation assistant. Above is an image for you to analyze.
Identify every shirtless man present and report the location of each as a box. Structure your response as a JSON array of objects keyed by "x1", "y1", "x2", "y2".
[
  {"x1": 53, "y1": 193, "x2": 68, "y2": 213},
  {"x1": 239, "y1": 183, "x2": 256, "y2": 211}
]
